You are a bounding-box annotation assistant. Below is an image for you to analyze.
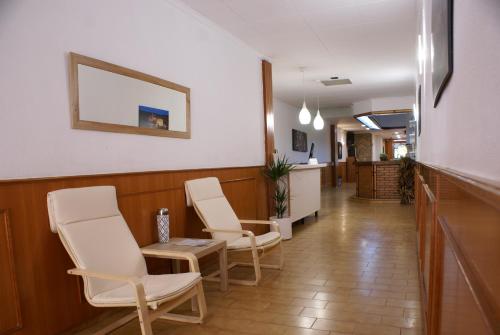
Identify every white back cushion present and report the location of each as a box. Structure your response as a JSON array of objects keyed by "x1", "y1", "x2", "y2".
[
  {"x1": 47, "y1": 186, "x2": 147, "y2": 297},
  {"x1": 185, "y1": 177, "x2": 224, "y2": 207},
  {"x1": 185, "y1": 178, "x2": 242, "y2": 242}
]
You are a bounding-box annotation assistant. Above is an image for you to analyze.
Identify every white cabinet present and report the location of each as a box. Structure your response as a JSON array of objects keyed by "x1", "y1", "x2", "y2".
[{"x1": 288, "y1": 164, "x2": 325, "y2": 222}]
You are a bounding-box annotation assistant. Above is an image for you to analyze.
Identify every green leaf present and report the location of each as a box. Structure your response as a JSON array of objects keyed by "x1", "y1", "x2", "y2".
[{"x1": 263, "y1": 155, "x2": 294, "y2": 218}]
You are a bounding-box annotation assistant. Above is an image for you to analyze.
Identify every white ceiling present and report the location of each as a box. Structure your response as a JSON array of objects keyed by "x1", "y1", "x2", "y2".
[{"x1": 180, "y1": 0, "x2": 417, "y2": 108}]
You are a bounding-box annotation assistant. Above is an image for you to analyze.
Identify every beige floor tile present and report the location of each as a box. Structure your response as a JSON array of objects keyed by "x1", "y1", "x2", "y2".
[
  {"x1": 311, "y1": 318, "x2": 356, "y2": 333},
  {"x1": 353, "y1": 323, "x2": 401, "y2": 335}
]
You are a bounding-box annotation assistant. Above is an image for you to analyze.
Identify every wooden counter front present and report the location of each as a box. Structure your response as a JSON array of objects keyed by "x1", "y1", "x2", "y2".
[{"x1": 356, "y1": 161, "x2": 400, "y2": 200}]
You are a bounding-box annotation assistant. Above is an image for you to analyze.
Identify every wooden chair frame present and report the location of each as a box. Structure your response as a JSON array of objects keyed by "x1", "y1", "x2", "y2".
[
  {"x1": 194, "y1": 205, "x2": 284, "y2": 286},
  {"x1": 59, "y1": 231, "x2": 207, "y2": 335}
]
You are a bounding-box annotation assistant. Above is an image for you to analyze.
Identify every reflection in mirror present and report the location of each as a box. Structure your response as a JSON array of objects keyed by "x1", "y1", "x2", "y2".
[{"x1": 70, "y1": 53, "x2": 190, "y2": 138}]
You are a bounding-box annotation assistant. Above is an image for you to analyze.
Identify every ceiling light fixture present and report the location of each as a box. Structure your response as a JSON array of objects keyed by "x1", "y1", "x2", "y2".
[
  {"x1": 298, "y1": 68, "x2": 311, "y2": 125},
  {"x1": 313, "y1": 96, "x2": 324, "y2": 130},
  {"x1": 356, "y1": 116, "x2": 381, "y2": 130}
]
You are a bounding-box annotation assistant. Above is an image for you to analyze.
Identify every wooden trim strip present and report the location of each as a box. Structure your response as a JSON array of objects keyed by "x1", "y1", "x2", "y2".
[
  {"x1": 0, "y1": 165, "x2": 265, "y2": 185},
  {"x1": 438, "y1": 216, "x2": 499, "y2": 334},
  {"x1": 419, "y1": 163, "x2": 500, "y2": 209},
  {"x1": 118, "y1": 177, "x2": 256, "y2": 198}
]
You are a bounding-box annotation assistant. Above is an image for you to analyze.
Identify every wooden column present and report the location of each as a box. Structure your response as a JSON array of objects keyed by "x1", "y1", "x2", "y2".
[
  {"x1": 384, "y1": 139, "x2": 394, "y2": 160},
  {"x1": 262, "y1": 60, "x2": 275, "y2": 165},
  {"x1": 330, "y1": 124, "x2": 337, "y2": 187},
  {"x1": 262, "y1": 60, "x2": 275, "y2": 219}
]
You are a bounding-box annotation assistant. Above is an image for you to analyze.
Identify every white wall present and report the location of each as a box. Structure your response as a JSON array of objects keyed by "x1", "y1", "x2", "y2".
[
  {"x1": 417, "y1": 0, "x2": 500, "y2": 180},
  {"x1": 0, "y1": 0, "x2": 265, "y2": 179},
  {"x1": 352, "y1": 100, "x2": 373, "y2": 115},
  {"x1": 371, "y1": 96, "x2": 414, "y2": 111},
  {"x1": 352, "y1": 96, "x2": 414, "y2": 115},
  {"x1": 274, "y1": 99, "x2": 331, "y2": 164}
]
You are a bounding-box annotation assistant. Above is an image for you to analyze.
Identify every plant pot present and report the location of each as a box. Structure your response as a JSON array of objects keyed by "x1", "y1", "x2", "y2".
[{"x1": 270, "y1": 216, "x2": 292, "y2": 240}]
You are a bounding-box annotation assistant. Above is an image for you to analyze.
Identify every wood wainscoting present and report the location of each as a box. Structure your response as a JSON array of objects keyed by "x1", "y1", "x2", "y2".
[
  {"x1": 320, "y1": 163, "x2": 334, "y2": 187},
  {"x1": 415, "y1": 164, "x2": 500, "y2": 335},
  {"x1": 336, "y1": 162, "x2": 347, "y2": 184},
  {"x1": 0, "y1": 166, "x2": 269, "y2": 335}
]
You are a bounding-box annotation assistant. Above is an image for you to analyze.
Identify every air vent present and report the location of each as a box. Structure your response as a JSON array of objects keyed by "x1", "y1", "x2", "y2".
[{"x1": 320, "y1": 78, "x2": 352, "y2": 86}]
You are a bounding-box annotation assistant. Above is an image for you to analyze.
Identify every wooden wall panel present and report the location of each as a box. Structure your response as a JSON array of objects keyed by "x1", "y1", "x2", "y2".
[
  {"x1": 437, "y1": 223, "x2": 493, "y2": 335},
  {"x1": 422, "y1": 184, "x2": 436, "y2": 300},
  {"x1": 346, "y1": 157, "x2": 356, "y2": 183},
  {"x1": 0, "y1": 166, "x2": 268, "y2": 335},
  {"x1": 356, "y1": 164, "x2": 374, "y2": 198},
  {"x1": 0, "y1": 210, "x2": 22, "y2": 334},
  {"x1": 320, "y1": 164, "x2": 333, "y2": 188},
  {"x1": 416, "y1": 164, "x2": 500, "y2": 335},
  {"x1": 337, "y1": 162, "x2": 347, "y2": 184}
]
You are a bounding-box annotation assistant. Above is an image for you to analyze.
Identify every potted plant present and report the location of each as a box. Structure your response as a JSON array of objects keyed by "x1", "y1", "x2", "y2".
[
  {"x1": 399, "y1": 156, "x2": 416, "y2": 204},
  {"x1": 263, "y1": 155, "x2": 294, "y2": 240},
  {"x1": 380, "y1": 153, "x2": 388, "y2": 161}
]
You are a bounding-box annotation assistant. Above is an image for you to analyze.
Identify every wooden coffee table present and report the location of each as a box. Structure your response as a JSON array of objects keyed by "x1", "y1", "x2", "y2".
[{"x1": 141, "y1": 238, "x2": 228, "y2": 291}]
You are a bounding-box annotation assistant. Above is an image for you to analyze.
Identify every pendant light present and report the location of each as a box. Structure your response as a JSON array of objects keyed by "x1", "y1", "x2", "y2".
[
  {"x1": 313, "y1": 96, "x2": 324, "y2": 130},
  {"x1": 298, "y1": 68, "x2": 311, "y2": 124}
]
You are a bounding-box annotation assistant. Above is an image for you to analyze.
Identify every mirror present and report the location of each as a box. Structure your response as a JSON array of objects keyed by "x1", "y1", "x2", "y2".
[{"x1": 69, "y1": 53, "x2": 190, "y2": 138}]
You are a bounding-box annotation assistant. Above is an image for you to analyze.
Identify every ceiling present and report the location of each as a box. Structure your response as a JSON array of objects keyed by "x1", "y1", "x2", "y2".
[{"x1": 180, "y1": 0, "x2": 418, "y2": 108}]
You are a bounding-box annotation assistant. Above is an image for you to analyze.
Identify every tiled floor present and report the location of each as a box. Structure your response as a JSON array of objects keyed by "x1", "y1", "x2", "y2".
[{"x1": 71, "y1": 184, "x2": 423, "y2": 335}]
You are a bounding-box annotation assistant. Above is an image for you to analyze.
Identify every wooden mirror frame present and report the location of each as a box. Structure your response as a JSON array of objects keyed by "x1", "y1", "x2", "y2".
[{"x1": 69, "y1": 52, "x2": 191, "y2": 139}]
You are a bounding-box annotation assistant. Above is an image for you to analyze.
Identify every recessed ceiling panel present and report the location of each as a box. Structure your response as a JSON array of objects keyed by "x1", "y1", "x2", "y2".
[{"x1": 370, "y1": 113, "x2": 411, "y2": 129}]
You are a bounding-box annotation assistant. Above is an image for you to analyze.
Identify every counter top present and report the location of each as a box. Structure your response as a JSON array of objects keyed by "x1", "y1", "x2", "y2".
[{"x1": 291, "y1": 163, "x2": 327, "y2": 170}]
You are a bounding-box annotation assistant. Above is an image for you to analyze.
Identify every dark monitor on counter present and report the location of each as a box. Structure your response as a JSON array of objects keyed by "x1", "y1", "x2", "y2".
[{"x1": 309, "y1": 143, "x2": 315, "y2": 159}]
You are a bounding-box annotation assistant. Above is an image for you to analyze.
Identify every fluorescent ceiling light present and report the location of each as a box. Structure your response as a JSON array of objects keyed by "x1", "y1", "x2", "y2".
[{"x1": 356, "y1": 116, "x2": 380, "y2": 130}]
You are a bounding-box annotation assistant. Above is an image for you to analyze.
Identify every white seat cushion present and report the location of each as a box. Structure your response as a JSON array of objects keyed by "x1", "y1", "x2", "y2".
[
  {"x1": 91, "y1": 272, "x2": 200, "y2": 305},
  {"x1": 227, "y1": 231, "x2": 281, "y2": 250}
]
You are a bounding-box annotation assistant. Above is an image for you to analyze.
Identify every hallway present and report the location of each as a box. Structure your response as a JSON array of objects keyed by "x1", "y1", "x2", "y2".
[{"x1": 74, "y1": 185, "x2": 422, "y2": 335}]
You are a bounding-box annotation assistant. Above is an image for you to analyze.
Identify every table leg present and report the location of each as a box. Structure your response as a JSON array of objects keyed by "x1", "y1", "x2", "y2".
[{"x1": 219, "y1": 246, "x2": 228, "y2": 292}]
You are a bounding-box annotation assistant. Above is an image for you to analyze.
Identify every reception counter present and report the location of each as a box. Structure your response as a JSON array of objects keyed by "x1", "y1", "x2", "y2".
[
  {"x1": 288, "y1": 163, "x2": 326, "y2": 221},
  {"x1": 356, "y1": 161, "x2": 401, "y2": 199}
]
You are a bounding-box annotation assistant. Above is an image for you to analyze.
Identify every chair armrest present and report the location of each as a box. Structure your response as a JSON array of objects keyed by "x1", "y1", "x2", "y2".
[
  {"x1": 202, "y1": 228, "x2": 258, "y2": 250},
  {"x1": 68, "y1": 268, "x2": 147, "y2": 305},
  {"x1": 240, "y1": 219, "x2": 280, "y2": 233},
  {"x1": 239, "y1": 219, "x2": 274, "y2": 225},
  {"x1": 67, "y1": 268, "x2": 141, "y2": 285},
  {"x1": 202, "y1": 228, "x2": 255, "y2": 237},
  {"x1": 141, "y1": 250, "x2": 200, "y2": 272}
]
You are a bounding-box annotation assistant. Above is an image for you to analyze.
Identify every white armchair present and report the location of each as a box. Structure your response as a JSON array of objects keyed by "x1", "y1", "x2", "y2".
[
  {"x1": 185, "y1": 177, "x2": 283, "y2": 286},
  {"x1": 47, "y1": 186, "x2": 207, "y2": 335}
]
